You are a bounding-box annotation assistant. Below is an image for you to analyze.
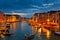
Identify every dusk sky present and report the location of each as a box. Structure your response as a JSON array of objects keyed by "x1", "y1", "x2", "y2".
[{"x1": 0, "y1": 0, "x2": 60, "y2": 17}]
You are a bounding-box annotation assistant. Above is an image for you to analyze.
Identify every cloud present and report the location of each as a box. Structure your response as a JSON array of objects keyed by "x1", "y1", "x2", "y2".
[
  {"x1": 31, "y1": 5, "x2": 48, "y2": 9},
  {"x1": 5, "y1": 12, "x2": 28, "y2": 16},
  {"x1": 4, "y1": 8, "x2": 39, "y2": 16},
  {"x1": 42, "y1": 3, "x2": 54, "y2": 6},
  {"x1": 12, "y1": 13, "x2": 27, "y2": 15},
  {"x1": 18, "y1": 8, "x2": 39, "y2": 13},
  {"x1": 32, "y1": 5, "x2": 43, "y2": 8},
  {"x1": 32, "y1": 3, "x2": 54, "y2": 9},
  {"x1": 13, "y1": 10, "x2": 23, "y2": 12},
  {"x1": 42, "y1": 1, "x2": 60, "y2": 7},
  {"x1": 53, "y1": 2, "x2": 60, "y2": 4},
  {"x1": 26, "y1": 8, "x2": 39, "y2": 11}
]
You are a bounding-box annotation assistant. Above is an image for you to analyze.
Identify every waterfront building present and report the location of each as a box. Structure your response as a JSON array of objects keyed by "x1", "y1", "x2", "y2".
[
  {"x1": 32, "y1": 10, "x2": 60, "y2": 31},
  {"x1": 0, "y1": 12, "x2": 5, "y2": 23}
]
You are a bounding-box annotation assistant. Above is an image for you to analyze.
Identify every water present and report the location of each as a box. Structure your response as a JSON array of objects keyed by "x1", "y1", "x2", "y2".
[{"x1": 0, "y1": 21, "x2": 60, "y2": 40}]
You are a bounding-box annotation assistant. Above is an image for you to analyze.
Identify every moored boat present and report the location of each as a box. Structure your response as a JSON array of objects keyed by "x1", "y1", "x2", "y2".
[{"x1": 54, "y1": 32, "x2": 60, "y2": 36}]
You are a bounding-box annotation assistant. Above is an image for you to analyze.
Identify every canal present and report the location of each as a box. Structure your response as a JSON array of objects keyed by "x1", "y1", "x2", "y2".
[{"x1": 0, "y1": 21, "x2": 60, "y2": 40}]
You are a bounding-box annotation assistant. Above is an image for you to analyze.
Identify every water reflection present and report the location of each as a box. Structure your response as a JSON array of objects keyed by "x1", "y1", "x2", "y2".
[
  {"x1": 0, "y1": 21, "x2": 60, "y2": 40},
  {"x1": 46, "y1": 30, "x2": 51, "y2": 39},
  {"x1": 10, "y1": 22, "x2": 19, "y2": 32},
  {"x1": 21, "y1": 21, "x2": 24, "y2": 31},
  {"x1": 30, "y1": 24, "x2": 60, "y2": 40},
  {"x1": 0, "y1": 22, "x2": 19, "y2": 40}
]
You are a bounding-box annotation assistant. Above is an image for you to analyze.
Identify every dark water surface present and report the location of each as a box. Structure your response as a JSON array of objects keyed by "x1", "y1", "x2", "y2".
[{"x1": 1, "y1": 21, "x2": 60, "y2": 40}]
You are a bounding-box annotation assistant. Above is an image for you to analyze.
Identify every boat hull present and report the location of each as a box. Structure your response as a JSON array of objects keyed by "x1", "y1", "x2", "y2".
[{"x1": 54, "y1": 32, "x2": 60, "y2": 36}]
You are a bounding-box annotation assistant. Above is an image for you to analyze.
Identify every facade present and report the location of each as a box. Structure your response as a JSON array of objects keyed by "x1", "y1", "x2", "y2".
[
  {"x1": 0, "y1": 12, "x2": 5, "y2": 23},
  {"x1": 6, "y1": 15, "x2": 19, "y2": 22},
  {"x1": 32, "y1": 10, "x2": 60, "y2": 29}
]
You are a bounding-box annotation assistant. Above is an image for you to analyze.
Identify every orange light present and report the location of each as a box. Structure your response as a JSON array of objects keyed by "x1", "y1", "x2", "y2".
[
  {"x1": 47, "y1": 19, "x2": 50, "y2": 22},
  {"x1": 46, "y1": 31, "x2": 51, "y2": 39}
]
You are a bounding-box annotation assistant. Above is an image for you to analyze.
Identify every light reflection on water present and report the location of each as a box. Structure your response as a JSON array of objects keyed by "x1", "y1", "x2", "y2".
[{"x1": 0, "y1": 21, "x2": 60, "y2": 40}]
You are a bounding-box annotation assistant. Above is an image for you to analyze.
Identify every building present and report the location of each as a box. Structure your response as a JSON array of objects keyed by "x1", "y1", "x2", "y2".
[
  {"x1": 0, "y1": 11, "x2": 5, "y2": 23},
  {"x1": 32, "y1": 10, "x2": 60, "y2": 30}
]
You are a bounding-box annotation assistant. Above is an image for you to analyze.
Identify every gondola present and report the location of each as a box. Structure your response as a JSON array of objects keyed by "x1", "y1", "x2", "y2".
[
  {"x1": 3, "y1": 33, "x2": 13, "y2": 36},
  {"x1": 24, "y1": 34, "x2": 36, "y2": 40}
]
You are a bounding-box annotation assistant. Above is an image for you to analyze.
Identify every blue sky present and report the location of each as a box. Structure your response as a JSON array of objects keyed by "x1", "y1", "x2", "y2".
[{"x1": 0, "y1": 0, "x2": 60, "y2": 17}]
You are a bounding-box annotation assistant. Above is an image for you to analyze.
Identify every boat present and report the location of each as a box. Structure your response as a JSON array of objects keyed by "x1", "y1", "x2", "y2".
[
  {"x1": 5, "y1": 24, "x2": 13, "y2": 36},
  {"x1": 0, "y1": 23, "x2": 13, "y2": 37},
  {"x1": 24, "y1": 34, "x2": 36, "y2": 40},
  {"x1": 3, "y1": 33, "x2": 13, "y2": 36},
  {"x1": 24, "y1": 34, "x2": 29, "y2": 40},
  {"x1": 54, "y1": 32, "x2": 60, "y2": 36},
  {"x1": 54, "y1": 27, "x2": 60, "y2": 36},
  {"x1": 0, "y1": 21, "x2": 13, "y2": 37}
]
